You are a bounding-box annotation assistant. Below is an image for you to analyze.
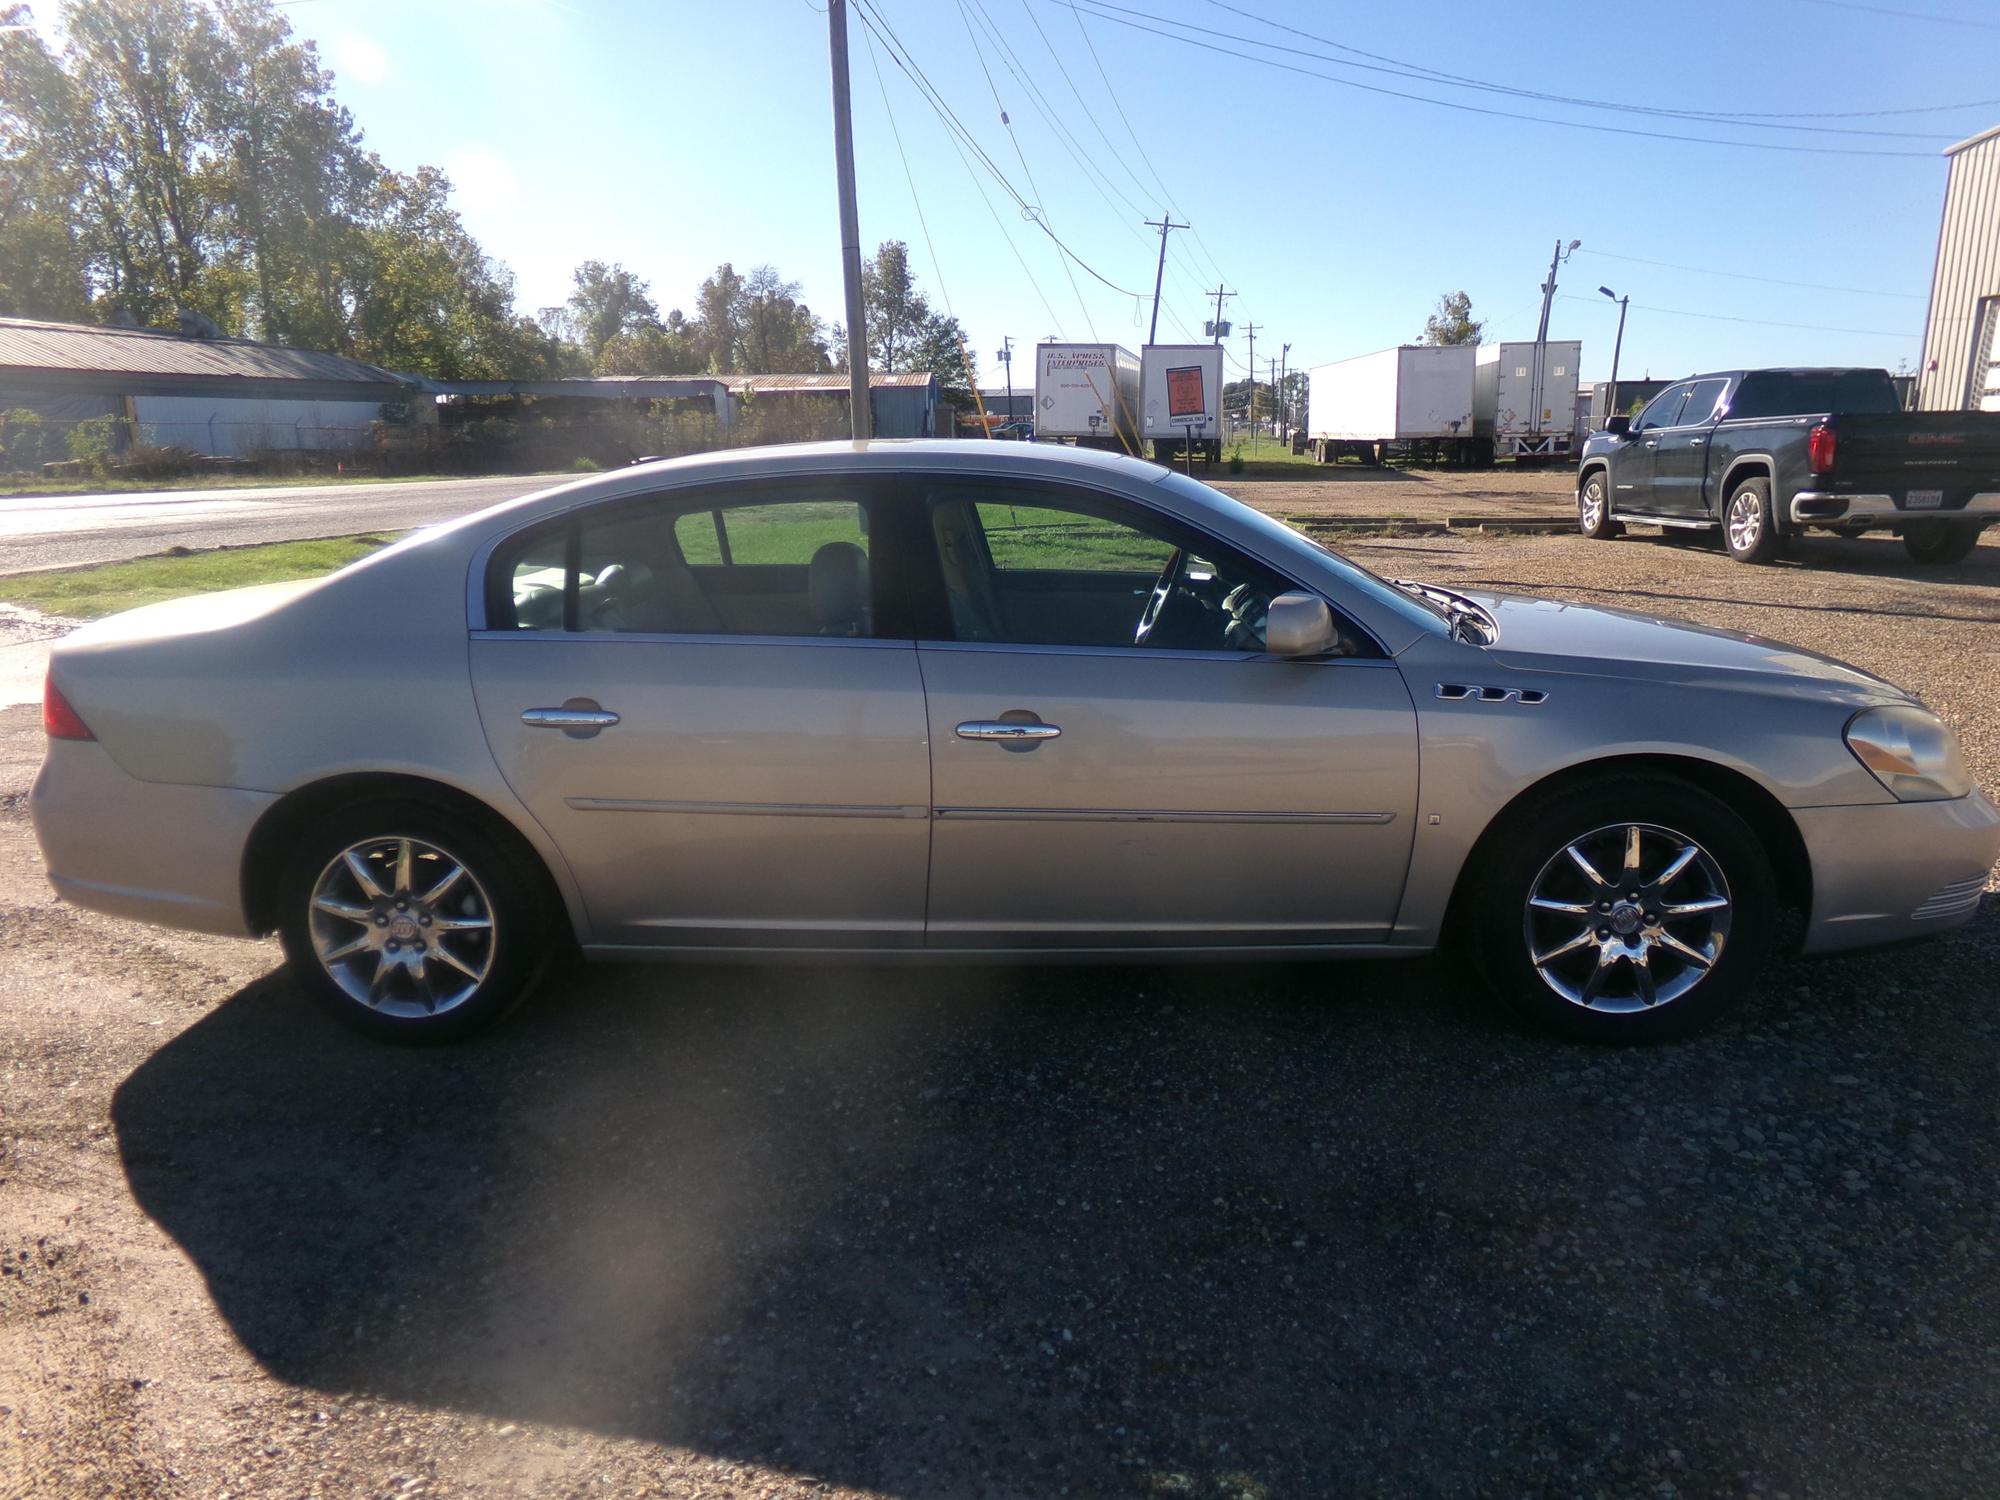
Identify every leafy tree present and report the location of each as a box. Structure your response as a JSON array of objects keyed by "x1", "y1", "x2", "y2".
[
  {"x1": 1419, "y1": 290, "x2": 1483, "y2": 347},
  {"x1": 566, "y1": 259, "x2": 660, "y2": 366},
  {"x1": 595, "y1": 310, "x2": 707, "y2": 377},
  {"x1": 738, "y1": 264, "x2": 830, "y2": 374},
  {"x1": 837, "y1": 241, "x2": 973, "y2": 403}
]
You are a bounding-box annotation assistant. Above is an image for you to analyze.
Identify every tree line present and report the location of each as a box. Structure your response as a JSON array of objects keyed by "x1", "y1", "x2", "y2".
[{"x1": 0, "y1": 0, "x2": 974, "y2": 397}]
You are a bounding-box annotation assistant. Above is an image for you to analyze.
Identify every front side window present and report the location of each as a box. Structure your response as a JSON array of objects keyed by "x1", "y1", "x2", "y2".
[
  {"x1": 1636, "y1": 384, "x2": 1690, "y2": 432},
  {"x1": 928, "y1": 483, "x2": 1365, "y2": 655},
  {"x1": 1675, "y1": 378, "x2": 1730, "y2": 428},
  {"x1": 489, "y1": 488, "x2": 882, "y2": 639}
]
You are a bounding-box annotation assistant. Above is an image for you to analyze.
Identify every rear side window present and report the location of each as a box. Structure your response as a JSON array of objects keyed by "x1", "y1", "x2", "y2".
[
  {"x1": 1677, "y1": 378, "x2": 1729, "y2": 427},
  {"x1": 485, "y1": 489, "x2": 886, "y2": 638},
  {"x1": 1730, "y1": 371, "x2": 1900, "y2": 419}
]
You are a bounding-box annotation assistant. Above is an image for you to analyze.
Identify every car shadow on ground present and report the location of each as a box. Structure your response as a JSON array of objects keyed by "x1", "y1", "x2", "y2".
[
  {"x1": 111, "y1": 923, "x2": 2000, "y2": 1496},
  {"x1": 1632, "y1": 528, "x2": 2000, "y2": 589}
]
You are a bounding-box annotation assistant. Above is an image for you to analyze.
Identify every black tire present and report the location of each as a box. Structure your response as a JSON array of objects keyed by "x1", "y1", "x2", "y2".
[
  {"x1": 1577, "y1": 469, "x2": 1618, "y2": 540},
  {"x1": 1466, "y1": 773, "x2": 1777, "y2": 1044},
  {"x1": 275, "y1": 797, "x2": 561, "y2": 1042},
  {"x1": 1722, "y1": 477, "x2": 1782, "y2": 564},
  {"x1": 1902, "y1": 521, "x2": 1982, "y2": 566}
]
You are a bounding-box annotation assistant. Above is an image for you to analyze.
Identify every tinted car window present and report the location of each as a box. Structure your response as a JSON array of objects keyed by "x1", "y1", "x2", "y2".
[
  {"x1": 488, "y1": 491, "x2": 883, "y2": 638},
  {"x1": 1675, "y1": 378, "x2": 1729, "y2": 427},
  {"x1": 1636, "y1": 384, "x2": 1690, "y2": 431},
  {"x1": 1729, "y1": 370, "x2": 1900, "y2": 419},
  {"x1": 927, "y1": 483, "x2": 1365, "y2": 656}
]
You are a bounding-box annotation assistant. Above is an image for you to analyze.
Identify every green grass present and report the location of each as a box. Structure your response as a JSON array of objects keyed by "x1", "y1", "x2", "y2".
[{"x1": 0, "y1": 534, "x2": 392, "y2": 620}]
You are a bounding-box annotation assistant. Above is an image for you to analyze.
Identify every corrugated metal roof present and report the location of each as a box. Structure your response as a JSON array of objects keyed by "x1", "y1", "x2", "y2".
[
  {"x1": 0, "y1": 316, "x2": 406, "y2": 387},
  {"x1": 723, "y1": 371, "x2": 935, "y2": 393}
]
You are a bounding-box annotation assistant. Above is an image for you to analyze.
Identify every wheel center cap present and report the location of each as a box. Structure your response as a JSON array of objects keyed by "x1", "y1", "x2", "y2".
[
  {"x1": 1610, "y1": 903, "x2": 1643, "y2": 937},
  {"x1": 388, "y1": 914, "x2": 420, "y2": 942}
]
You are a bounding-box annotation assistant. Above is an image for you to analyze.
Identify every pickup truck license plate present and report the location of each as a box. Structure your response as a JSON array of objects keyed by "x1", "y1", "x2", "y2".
[{"x1": 1906, "y1": 489, "x2": 1944, "y2": 509}]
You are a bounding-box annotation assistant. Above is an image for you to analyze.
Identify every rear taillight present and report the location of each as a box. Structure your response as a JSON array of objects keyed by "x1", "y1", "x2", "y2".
[
  {"x1": 1808, "y1": 422, "x2": 1837, "y2": 474},
  {"x1": 42, "y1": 675, "x2": 94, "y2": 741}
]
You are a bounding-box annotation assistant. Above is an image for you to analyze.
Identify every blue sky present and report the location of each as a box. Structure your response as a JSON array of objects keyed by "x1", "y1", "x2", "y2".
[{"x1": 295, "y1": 0, "x2": 2000, "y2": 386}]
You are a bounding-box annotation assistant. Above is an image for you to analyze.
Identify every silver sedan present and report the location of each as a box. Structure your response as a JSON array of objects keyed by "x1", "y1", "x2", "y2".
[{"x1": 30, "y1": 442, "x2": 2000, "y2": 1042}]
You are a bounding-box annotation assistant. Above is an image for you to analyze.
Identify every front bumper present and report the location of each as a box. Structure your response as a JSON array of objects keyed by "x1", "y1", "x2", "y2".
[
  {"x1": 1795, "y1": 789, "x2": 2000, "y2": 954},
  {"x1": 29, "y1": 740, "x2": 274, "y2": 938},
  {"x1": 1790, "y1": 491, "x2": 2000, "y2": 527}
]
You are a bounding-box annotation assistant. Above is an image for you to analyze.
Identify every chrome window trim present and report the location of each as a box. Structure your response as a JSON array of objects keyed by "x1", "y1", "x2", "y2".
[
  {"x1": 470, "y1": 628, "x2": 916, "y2": 650},
  {"x1": 914, "y1": 638, "x2": 1401, "y2": 667}
]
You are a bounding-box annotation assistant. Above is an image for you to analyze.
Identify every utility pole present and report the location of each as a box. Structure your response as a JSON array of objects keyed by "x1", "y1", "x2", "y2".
[
  {"x1": 997, "y1": 336, "x2": 1015, "y2": 432},
  {"x1": 1278, "y1": 341, "x2": 1291, "y2": 437},
  {"x1": 1598, "y1": 287, "x2": 1629, "y2": 429},
  {"x1": 1144, "y1": 215, "x2": 1187, "y2": 346},
  {"x1": 1529, "y1": 238, "x2": 1579, "y2": 448},
  {"x1": 1243, "y1": 322, "x2": 1260, "y2": 440},
  {"x1": 1206, "y1": 284, "x2": 1233, "y2": 344},
  {"x1": 828, "y1": 0, "x2": 870, "y2": 440}
]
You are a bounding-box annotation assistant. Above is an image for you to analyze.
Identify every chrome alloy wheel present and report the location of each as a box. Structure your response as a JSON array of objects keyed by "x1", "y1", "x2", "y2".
[
  {"x1": 1522, "y1": 823, "x2": 1732, "y2": 1013},
  {"x1": 307, "y1": 836, "x2": 496, "y2": 1018},
  {"x1": 1578, "y1": 479, "x2": 1605, "y2": 530},
  {"x1": 1727, "y1": 490, "x2": 1763, "y2": 553}
]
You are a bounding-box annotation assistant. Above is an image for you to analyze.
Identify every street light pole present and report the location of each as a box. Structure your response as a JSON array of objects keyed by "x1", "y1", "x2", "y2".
[
  {"x1": 997, "y1": 336, "x2": 1014, "y2": 434},
  {"x1": 1599, "y1": 286, "x2": 1629, "y2": 429},
  {"x1": 828, "y1": 0, "x2": 870, "y2": 440}
]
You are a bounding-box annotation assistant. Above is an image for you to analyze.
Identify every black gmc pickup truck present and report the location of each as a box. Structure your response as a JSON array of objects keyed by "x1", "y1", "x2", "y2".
[{"x1": 1575, "y1": 367, "x2": 2000, "y2": 564}]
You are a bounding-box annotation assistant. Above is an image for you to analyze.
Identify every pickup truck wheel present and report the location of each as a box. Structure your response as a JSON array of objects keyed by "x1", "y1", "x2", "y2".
[
  {"x1": 1903, "y1": 521, "x2": 1982, "y2": 566},
  {"x1": 1723, "y1": 478, "x2": 1782, "y2": 564},
  {"x1": 1577, "y1": 473, "x2": 1618, "y2": 539}
]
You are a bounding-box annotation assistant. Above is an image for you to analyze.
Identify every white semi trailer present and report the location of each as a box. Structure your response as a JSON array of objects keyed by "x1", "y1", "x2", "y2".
[
  {"x1": 1138, "y1": 343, "x2": 1224, "y2": 466},
  {"x1": 1474, "y1": 340, "x2": 1583, "y2": 464},
  {"x1": 1305, "y1": 345, "x2": 1478, "y2": 465},
  {"x1": 1034, "y1": 342, "x2": 1140, "y2": 451}
]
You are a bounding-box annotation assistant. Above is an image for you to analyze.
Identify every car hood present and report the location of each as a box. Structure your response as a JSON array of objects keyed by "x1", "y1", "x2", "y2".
[{"x1": 1466, "y1": 590, "x2": 1907, "y2": 701}]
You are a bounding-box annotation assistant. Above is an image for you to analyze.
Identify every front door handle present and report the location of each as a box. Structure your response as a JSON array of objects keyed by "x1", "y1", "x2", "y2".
[
  {"x1": 1688, "y1": 436, "x2": 1706, "y2": 446},
  {"x1": 523, "y1": 702, "x2": 620, "y2": 739},
  {"x1": 956, "y1": 719, "x2": 1061, "y2": 743}
]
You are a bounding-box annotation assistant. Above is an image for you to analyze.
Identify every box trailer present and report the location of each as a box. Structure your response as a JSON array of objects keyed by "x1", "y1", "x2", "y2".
[
  {"x1": 1474, "y1": 340, "x2": 1582, "y2": 463},
  {"x1": 1305, "y1": 345, "x2": 1477, "y2": 465},
  {"x1": 1139, "y1": 343, "x2": 1224, "y2": 465},
  {"x1": 1034, "y1": 342, "x2": 1140, "y2": 450}
]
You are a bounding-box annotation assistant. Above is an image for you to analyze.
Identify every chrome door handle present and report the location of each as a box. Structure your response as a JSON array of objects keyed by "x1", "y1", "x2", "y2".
[
  {"x1": 522, "y1": 706, "x2": 620, "y2": 729},
  {"x1": 956, "y1": 719, "x2": 1061, "y2": 743},
  {"x1": 1689, "y1": 437, "x2": 1706, "y2": 446}
]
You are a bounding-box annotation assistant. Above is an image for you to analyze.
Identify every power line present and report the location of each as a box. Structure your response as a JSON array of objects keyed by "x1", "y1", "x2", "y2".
[
  {"x1": 851, "y1": 0, "x2": 1147, "y2": 302},
  {"x1": 1200, "y1": 0, "x2": 2000, "y2": 125},
  {"x1": 1792, "y1": 0, "x2": 2000, "y2": 30},
  {"x1": 1058, "y1": 0, "x2": 1941, "y2": 156},
  {"x1": 1577, "y1": 247, "x2": 1923, "y2": 300},
  {"x1": 1555, "y1": 292, "x2": 1918, "y2": 338}
]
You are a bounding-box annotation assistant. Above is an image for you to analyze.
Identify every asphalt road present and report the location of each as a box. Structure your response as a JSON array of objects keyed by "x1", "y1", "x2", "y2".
[
  {"x1": 0, "y1": 473, "x2": 564, "y2": 573},
  {"x1": 4, "y1": 527, "x2": 1999, "y2": 1497}
]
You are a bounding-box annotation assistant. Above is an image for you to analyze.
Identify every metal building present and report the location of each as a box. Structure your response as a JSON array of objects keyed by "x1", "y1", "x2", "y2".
[
  {"x1": 1916, "y1": 124, "x2": 2000, "y2": 412},
  {"x1": 0, "y1": 316, "x2": 415, "y2": 456}
]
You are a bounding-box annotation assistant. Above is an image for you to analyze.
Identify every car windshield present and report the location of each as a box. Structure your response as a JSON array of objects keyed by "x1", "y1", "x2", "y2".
[{"x1": 1153, "y1": 470, "x2": 1450, "y2": 637}]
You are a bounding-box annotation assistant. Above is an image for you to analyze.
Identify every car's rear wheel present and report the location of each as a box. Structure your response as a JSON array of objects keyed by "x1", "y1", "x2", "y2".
[
  {"x1": 1902, "y1": 521, "x2": 1982, "y2": 566},
  {"x1": 1723, "y1": 478, "x2": 1782, "y2": 564},
  {"x1": 1469, "y1": 774, "x2": 1776, "y2": 1043},
  {"x1": 276, "y1": 798, "x2": 557, "y2": 1041},
  {"x1": 1577, "y1": 472, "x2": 1618, "y2": 539}
]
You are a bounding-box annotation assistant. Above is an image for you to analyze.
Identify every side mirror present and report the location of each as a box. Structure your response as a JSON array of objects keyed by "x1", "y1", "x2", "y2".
[
  {"x1": 1266, "y1": 592, "x2": 1336, "y2": 658},
  {"x1": 1604, "y1": 414, "x2": 1632, "y2": 436}
]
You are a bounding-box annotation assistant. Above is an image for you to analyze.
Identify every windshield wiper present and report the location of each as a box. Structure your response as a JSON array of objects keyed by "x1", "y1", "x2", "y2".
[{"x1": 1391, "y1": 579, "x2": 1495, "y2": 645}]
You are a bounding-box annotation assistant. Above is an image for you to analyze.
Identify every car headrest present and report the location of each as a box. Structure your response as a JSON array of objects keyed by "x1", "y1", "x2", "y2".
[{"x1": 807, "y1": 541, "x2": 871, "y2": 635}]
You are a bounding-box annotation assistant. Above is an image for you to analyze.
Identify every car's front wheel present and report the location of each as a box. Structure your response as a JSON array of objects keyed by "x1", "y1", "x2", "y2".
[
  {"x1": 1469, "y1": 774, "x2": 1777, "y2": 1042},
  {"x1": 1577, "y1": 472, "x2": 1618, "y2": 539},
  {"x1": 1902, "y1": 521, "x2": 1982, "y2": 566},
  {"x1": 276, "y1": 798, "x2": 557, "y2": 1041}
]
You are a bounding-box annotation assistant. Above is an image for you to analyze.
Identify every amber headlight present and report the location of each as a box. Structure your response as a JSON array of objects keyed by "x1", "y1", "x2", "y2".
[{"x1": 1845, "y1": 706, "x2": 1971, "y2": 802}]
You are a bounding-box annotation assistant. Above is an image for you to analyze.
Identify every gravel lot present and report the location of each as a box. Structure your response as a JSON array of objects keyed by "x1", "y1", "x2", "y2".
[{"x1": 3, "y1": 496, "x2": 1998, "y2": 1499}]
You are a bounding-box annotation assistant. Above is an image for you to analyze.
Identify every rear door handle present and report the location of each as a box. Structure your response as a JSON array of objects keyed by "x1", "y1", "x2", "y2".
[
  {"x1": 1689, "y1": 437, "x2": 1706, "y2": 446},
  {"x1": 956, "y1": 719, "x2": 1061, "y2": 743}
]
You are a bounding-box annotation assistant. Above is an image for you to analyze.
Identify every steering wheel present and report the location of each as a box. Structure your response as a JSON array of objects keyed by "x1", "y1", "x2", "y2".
[{"x1": 1133, "y1": 547, "x2": 1187, "y2": 647}]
